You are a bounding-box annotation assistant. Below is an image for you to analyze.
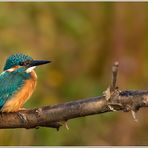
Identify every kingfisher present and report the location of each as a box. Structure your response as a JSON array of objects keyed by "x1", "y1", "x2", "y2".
[{"x1": 0, "y1": 53, "x2": 50, "y2": 113}]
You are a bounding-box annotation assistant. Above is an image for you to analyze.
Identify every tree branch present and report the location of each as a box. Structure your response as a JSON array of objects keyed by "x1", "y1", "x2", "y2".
[{"x1": 0, "y1": 62, "x2": 148, "y2": 130}]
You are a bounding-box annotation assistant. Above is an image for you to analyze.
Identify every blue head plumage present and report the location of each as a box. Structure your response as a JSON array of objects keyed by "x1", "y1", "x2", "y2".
[{"x1": 4, "y1": 53, "x2": 33, "y2": 71}]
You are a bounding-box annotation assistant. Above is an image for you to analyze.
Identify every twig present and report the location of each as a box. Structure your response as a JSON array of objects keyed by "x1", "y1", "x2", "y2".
[{"x1": 111, "y1": 61, "x2": 119, "y2": 91}]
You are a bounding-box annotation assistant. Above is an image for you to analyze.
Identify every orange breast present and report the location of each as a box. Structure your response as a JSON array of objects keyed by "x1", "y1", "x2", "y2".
[{"x1": 1, "y1": 70, "x2": 37, "y2": 112}]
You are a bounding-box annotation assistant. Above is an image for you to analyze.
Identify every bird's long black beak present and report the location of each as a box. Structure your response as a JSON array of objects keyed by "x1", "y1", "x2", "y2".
[{"x1": 30, "y1": 60, "x2": 51, "y2": 67}]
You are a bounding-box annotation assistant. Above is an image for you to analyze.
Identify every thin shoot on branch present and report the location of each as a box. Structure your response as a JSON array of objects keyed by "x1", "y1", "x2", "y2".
[{"x1": 111, "y1": 61, "x2": 119, "y2": 91}]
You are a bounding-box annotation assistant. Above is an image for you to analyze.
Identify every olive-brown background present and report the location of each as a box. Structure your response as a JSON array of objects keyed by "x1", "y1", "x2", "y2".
[{"x1": 0, "y1": 2, "x2": 148, "y2": 146}]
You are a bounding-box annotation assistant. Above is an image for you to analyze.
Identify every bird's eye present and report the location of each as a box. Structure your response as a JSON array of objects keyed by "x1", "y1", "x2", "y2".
[
  {"x1": 20, "y1": 60, "x2": 31, "y2": 66},
  {"x1": 20, "y1": 62, "x2": 24, "y2": 66}
]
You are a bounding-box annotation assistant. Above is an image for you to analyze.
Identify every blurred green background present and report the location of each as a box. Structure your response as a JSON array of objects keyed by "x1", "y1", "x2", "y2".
[{"x1": 0, "y1": 2, "x2": 148, "y2": 146}]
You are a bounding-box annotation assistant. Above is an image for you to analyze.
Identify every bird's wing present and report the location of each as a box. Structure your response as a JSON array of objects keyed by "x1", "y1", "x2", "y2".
[{"x1": 0, "y1": 71, "x2": 25, "y2": 109}]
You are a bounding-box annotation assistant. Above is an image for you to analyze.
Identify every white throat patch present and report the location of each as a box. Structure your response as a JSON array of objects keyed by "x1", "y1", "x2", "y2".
[
  {"x1": 26, "y1": 66, "x2": 36, "y2": 73},
  {"x1": 6, "y1": 67, "x2": 17, "y2": 72}
]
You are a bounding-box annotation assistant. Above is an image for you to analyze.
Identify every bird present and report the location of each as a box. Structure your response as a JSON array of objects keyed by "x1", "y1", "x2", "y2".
[{"x1": 0, "y1": 53, "x2": 50, "y2": 113}]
